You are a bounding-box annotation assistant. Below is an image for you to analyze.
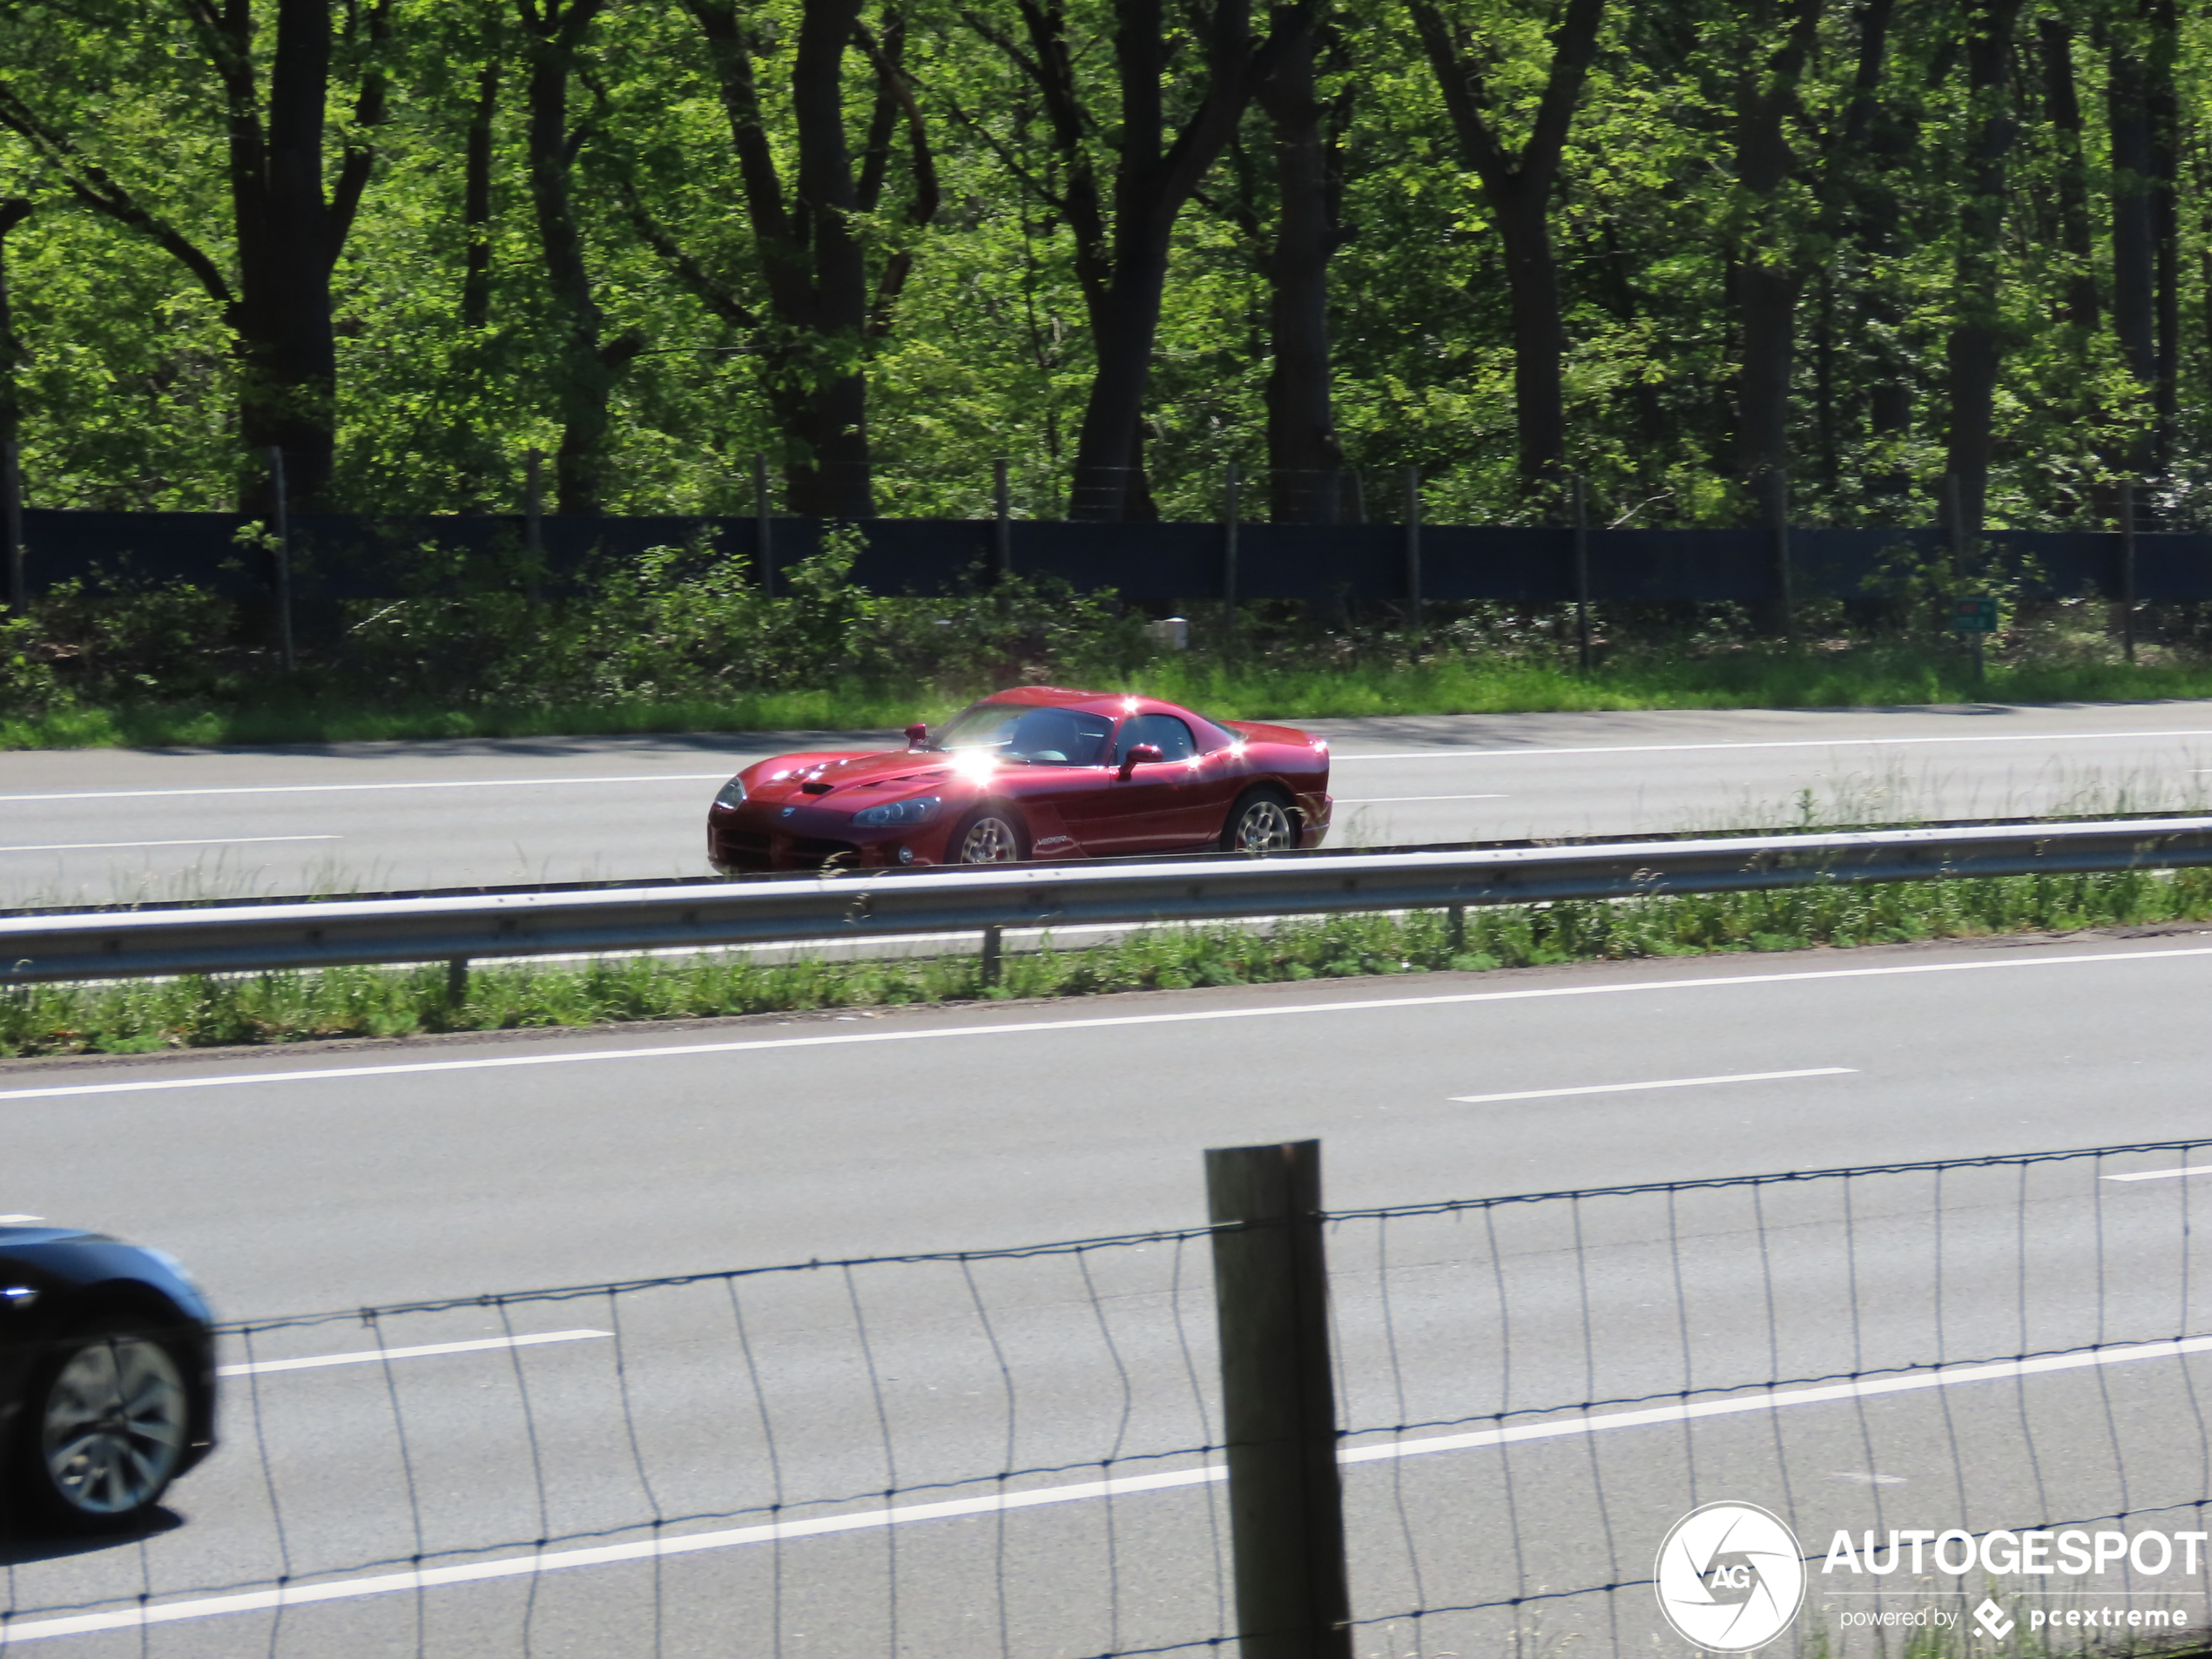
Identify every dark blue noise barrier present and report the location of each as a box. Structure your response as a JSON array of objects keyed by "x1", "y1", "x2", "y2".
[{"x1": 17, "y1": 509, "x2": 2212, "y2": 612}]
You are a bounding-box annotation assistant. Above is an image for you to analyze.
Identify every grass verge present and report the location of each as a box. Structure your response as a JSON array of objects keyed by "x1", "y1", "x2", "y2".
[
  {"x1": 8, "y1": 867, "x2": 2209, "y2": 1059},
  {"x1": 14, "y1": 644, "x2": 2212, "y2": 750}
]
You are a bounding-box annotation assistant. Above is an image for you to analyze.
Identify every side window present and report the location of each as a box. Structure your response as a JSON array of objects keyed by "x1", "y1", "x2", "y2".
[{"x1": 1115, "y1": 713, "x2": 1198, "y2": 763}]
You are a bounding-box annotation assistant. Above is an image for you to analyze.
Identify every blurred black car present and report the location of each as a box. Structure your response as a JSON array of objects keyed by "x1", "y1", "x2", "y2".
[{"x1": 0, "y1": 1221, "x2": 218, "y2": 1531}]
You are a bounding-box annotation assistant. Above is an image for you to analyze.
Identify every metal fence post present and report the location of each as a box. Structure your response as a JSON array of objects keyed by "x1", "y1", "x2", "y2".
[
  {"x1": 1205, "y1": 1139, "x2": 1352, "y2": 1659},
  {"x1": 524, "y1": 446, "x2": 544, "y2": 605},
  {"x1": 1771, "y1": 467, "x2": 1794, "y2": 645},
  {"x1": 754, "y1": 451, "x2": 774, "y2": 597},
  {"x1": 267, "y1": 445, "x2": 295, "y2": 673},
  {"x1": 994, "y1": 457, "x2": 1013, "y2": 579},
  {"x1": 1403, "y1": 465, "x2": 1421, "y2": 629},
  {"x1": 1571, "y1": 472, "x2": 1591, "y2": 671},
  {"x1": 3, "y1": 430, "x2": 23, "y2": 614},
  {"x1": 2121, "y1": 477, "x2": 2138, "y2": 664},
  {"x1": 1224, "y1": 461, "x2": 1240, "y2": 648}
]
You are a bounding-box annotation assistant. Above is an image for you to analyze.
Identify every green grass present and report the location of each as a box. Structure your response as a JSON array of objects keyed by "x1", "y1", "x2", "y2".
[
  {"x1": 9, "y1": 866, "x2": 2209, "y2": 1058},
  {"x1": 14, "y1": 643, "x2": 2212, "y2": 751}
]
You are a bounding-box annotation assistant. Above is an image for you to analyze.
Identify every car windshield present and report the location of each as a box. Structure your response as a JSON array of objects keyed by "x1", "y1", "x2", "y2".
[{"x1": 933, "y1": 703, "x2": 1114, "y2": 765}]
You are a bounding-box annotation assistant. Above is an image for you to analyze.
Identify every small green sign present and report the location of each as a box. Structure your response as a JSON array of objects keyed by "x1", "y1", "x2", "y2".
[{"x1": 1951, "y1": 596, "x2": 1999, "y2": 634}]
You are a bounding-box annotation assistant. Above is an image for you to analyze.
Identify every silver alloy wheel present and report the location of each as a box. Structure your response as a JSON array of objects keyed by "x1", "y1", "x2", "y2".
[
  {"x1": 1232, "y1": 798, "x2": 1297, "y2": 853},
  {"x1": 957, "y1": 815, "x2": 1021, "y2": 863},
  {"x1": 39, "y1": 1335, "x2": 188, "y2": 1517}
]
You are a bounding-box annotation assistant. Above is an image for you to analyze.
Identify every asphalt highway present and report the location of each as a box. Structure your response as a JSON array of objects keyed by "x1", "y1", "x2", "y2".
[
  {"x1": 7, "y1": 931, "x2": 2212, "y2": 1653},
  {"x1": 10, "y1": 700, "x2": 2212, "y2": 904}
]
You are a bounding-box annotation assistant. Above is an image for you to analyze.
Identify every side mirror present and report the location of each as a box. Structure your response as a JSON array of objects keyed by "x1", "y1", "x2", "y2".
[
  {"x1": 1118, "y1": 743, "x2": 1163, "y2": 780},
  {"x1": 905, "y1": 722, "x2": 928, "y2": 751}
]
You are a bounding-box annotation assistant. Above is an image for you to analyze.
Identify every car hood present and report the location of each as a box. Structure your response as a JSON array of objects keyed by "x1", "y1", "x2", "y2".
[{"x1": 742, "y1": 749, "x2": 965, "y2": 806}]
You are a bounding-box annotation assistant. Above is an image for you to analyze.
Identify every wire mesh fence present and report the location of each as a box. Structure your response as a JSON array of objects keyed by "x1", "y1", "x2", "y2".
[{"x1": 10, "y1": 1136, "x2": 2212, "y2": 1656}]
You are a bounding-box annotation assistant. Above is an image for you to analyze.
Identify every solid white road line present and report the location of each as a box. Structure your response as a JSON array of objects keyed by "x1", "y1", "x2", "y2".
[
  {"x1": 0, "y1": 774, "x2": 735, "y2": 804},
  {"x1": 1449, "y1": 1067, "x2": 1854, "y2": 1104},
  {"x1": 0, "y1": 836, "x2": 341, "y2": 854},
  {"x1": 2103, "y1": 1164, "x2": 2212, "y2": 1183},
  {"x1": 218, "y1": 1330, "x2": 610, "y2": 1377},
  {"x1": 5, "y1": 944, "x2": 2212, "y2": 1106},
  {"x1": 11, "y1": 1329, "x2": 2209, "y2": 1644},
  {"x1": 1330, "y1": 726, "x2": 2212, "y2": 762}
]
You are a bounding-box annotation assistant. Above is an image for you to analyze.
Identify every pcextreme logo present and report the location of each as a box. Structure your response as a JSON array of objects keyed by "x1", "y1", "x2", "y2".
[{"x1": 1654, "y1": 1501, "x2": 1808, "y2": 1652}]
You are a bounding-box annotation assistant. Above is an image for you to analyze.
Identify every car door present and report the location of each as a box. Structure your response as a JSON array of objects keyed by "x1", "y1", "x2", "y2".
[{"x1": 1077, "y1": 714, "x2": 1203, "y2": 855}]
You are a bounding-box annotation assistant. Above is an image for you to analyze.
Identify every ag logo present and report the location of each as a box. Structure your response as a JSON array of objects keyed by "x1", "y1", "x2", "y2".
[{"x1": 1655, "y1": 1501, "x2": 1805, "y2": 1651}]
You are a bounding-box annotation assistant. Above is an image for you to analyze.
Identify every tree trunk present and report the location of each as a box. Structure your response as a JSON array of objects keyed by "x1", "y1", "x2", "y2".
[
  {"x1": 1492, "y1": 181, "x2": 1568, "y2": 490},
  {"x1": 1408, "y1": 0, "x2": 1606, "y2": 505},
  {"x1": 1728, "y1": 0, "x2": 1821, "y2": 495},
  {"x1": 520, "y1": 0, "x2": 637, "y2": 515},
  {"x1": 0, "y1": 3, "x2": 389, "y2": 514},
  {"x1": 665, "y1": 0, "x2": 930, "y2": 519},
  {"x1": 462, "y1": 56, "x2": 500, "y2": 332},
  {"x1": 1257, "y1": 8, "x2": 1344, "y2": 523},
  {"x1": 1943, "y1": 0, "x2": 2025, "y2": 533},
  {"x1": 2040, "y1": 20, "x2": 2098, "y2": 331},
  {"x1": 0, "y1": 199, "x2": 27, "y2": 590}
]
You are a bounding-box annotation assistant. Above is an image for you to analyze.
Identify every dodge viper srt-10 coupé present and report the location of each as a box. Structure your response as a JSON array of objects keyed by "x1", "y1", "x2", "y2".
[
  {"x1": 0, "y1": 1220, "x2": 219, "y2": 1531},
  {"x1": 708, "y1": 688, "x2": 1332, "y2": 873}
]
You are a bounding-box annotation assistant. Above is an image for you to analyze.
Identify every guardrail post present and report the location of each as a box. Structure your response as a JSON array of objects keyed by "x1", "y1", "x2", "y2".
[
  {"x1": 1205, "y1": 1139, "x2": 1352, "y2": 1659},
  {"x1": 446, "y1": 956, "x2": 469, "y2": 1004},
  {"x1": 980, "y1": 924, "x2": 1002, "y2": 988},
  {"x1": 1447, "y1": 902, "x2": 1466, "y2": 956},
  {"x1": 267, "y1": 445, "x2": 295, "y2": 674}
]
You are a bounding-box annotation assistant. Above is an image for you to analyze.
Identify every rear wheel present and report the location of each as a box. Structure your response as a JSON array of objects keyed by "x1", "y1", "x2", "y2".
[
  {"x1": 1222, "y1": 787, "x2": 1299, "y2": 854},
  {"x1": 951, "y1": 808, "x2": 1028, "y2": 864},
  {"x1": 10, "y1": 1322, "x2": 192, "y2": 1532}
]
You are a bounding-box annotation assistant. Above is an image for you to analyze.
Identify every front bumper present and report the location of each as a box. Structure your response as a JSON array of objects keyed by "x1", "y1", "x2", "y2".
[{"x1": 708, "y1": 802, "x2": 938, "y2": 874}]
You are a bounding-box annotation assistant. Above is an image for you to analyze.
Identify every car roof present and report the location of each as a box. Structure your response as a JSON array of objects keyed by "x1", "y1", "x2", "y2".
[{"x1": 969, "y1": 686, "x2": 1184, "y2": 718}]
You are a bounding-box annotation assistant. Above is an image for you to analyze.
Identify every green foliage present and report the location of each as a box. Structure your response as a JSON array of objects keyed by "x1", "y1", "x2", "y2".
[
  {"x1": 10, "y1": 867, "x2": 2211, "y2": 1057},
  {"x1": 0, "y1": 0, "x2": 2204, "y2": 529}
]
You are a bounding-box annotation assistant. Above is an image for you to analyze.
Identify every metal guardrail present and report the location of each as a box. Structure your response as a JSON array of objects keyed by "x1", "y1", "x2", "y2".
[{"x1": 7, "y1": 815, "x2": 2212, "y2": 985}]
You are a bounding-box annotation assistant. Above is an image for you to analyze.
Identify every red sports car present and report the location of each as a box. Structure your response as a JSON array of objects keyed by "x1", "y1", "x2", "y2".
[{"x1": 707, "y1": 687, "x2": 1332, "y2": 874}]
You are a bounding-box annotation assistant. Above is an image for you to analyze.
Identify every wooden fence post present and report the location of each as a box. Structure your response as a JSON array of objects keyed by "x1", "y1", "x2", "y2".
[{"x1": 1205, "y1": 1139, "x2": 1353, "y2": 1659}]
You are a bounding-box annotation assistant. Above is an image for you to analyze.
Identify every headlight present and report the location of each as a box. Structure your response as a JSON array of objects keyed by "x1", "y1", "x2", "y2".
[
  {"x1": 852, "y1": 794, "x2": 942, "y2": 828},
  {"x1": 713, "y1": 778, "x2": 747, "y2": 810}
]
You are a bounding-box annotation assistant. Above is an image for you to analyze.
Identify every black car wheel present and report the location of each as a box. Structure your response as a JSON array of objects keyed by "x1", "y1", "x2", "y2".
[
  {"x1": 952, "y1": 808, "x2": 1028, "y2": 864},
  {"x1": 12, "y1": 1322, "x2": 192, "y2": 1530},
  {"x1": 1222, "y1": 787, "x2": 1298, "y2": 853}
]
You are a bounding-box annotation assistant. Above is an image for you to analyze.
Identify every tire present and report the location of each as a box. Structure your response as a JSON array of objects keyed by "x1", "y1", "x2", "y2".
[
  {"x1": 950, "y1": 807, "x2": 1028, "y2": 864},
  {"x1": 1221, "y1": 786, "x2": 1299, "y2": 854},
  {"x1": 10, "y1": 1322, "x2": 192, "y2": 1532}
]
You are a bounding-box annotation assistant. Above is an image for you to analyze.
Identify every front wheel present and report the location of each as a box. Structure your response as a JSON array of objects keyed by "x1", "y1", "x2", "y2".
[
  {"x1": 11, "y1": 1323, "x2": 192, "y2": 1532},
  {"x1": 1222, "y1": 788, "x2": 1299, "y2": 854},
  {"x1": 950, "y1": 808, "x2": 1028, "y2": 864}
]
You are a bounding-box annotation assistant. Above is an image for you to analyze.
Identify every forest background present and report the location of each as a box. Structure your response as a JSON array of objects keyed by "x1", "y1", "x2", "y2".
[{"x1": 2, "y1": 0, "x2": 2210, "y2": 744}]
